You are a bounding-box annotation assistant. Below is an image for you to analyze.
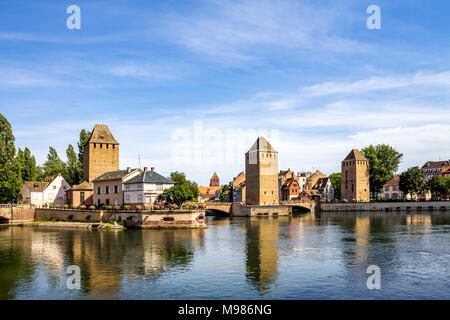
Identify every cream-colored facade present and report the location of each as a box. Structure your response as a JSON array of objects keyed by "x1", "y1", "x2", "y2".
[
  {"x1": 341, "y1": 149, "x2": 370, "y2": 202},
  {"x1": 245, "y1": 137, "x2": 279, "y2": 205},
  {"x1": 83, "y1": 124, "x2": 119, "y2": 182}
]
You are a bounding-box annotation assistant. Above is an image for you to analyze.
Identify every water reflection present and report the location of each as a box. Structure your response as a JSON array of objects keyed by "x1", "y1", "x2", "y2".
[{"x1": 1, "y1": 211, "x2": 450, "y2": 299}]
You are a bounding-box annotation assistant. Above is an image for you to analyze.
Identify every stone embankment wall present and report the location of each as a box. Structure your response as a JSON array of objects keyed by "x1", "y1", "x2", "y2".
[
  {"x1": 34, "y1": 208, "x2": 206, "y2": 228},
  {"x1": 0, "y1": 205, "x2": 35, "y2": 222},
  {"x1": 320, "y1": 201, "x2": 450, "y2": 212}
]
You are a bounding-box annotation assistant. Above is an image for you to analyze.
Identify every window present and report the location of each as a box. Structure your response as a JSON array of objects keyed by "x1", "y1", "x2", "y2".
[
  {"x1": 114, "y1": 185, "x2": 118, "y2": 193},
  {"x1": 98, "y1": 199, "x2": 101, "y2": 206},
  {"x1": 145, "y1": 196, "x2": 151, "y2": 203},
  {"x1": 106, "y1": 199, "x2": 110, "y2": 205},
  {"x1": 385, "y1": 186, "x2": 390, "y2": 191},
  {"x1": 138, "y1": 194, "x2": 142, "y2": 203},
  {"x1": 53, "y1": 185, "x2": 56, "y2": 189},
  {"x1": 114, "y1": 198, "x2": 118, "y2": 206},
  {"x1": 137, "y1": 184, "x2": 143, "y2": 191},
  {"x1": 113, "y1": 145, "x2": 115, "y2": 149},
  {"x1": 106, "y1": 144, "x2": 109, "y2": 149},
  {"x1": 80, "y1": 192, "x2": 85, "y2": 203},
  {"x1": 125, "y1": 195, "x2": 130, "y2": 203},
  {"x1": 385, "y1": 194, "x2": 390, "y2": 199},
  {"x1": 97, "y1": 187, "x2": 101, "y2": 194},
  {"x1": 100, "y1": 144, "x2": 102, "y2": 148},
  {"x1": 393, "y1": 186, "x2": 398, "y2": 191},
  {"x1": 105, "y1": 186, "x2": 110, "y2": 194},
  {"x1": 125, "y1": 185, "x2": 130, "y2": 191},
  {"x1": 94, "y1": 143, "x2": 96, "y2": 148}
]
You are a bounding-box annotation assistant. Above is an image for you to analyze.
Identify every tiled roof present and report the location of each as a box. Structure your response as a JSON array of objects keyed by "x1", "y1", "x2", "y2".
[
  {"x1": 247, "y1": 137, "x2": 277, "y2": 153},
  {"x1": 124, "y1": 171, "x2": 175, "y2": 184},
  {"x1": 68, "y1": 181, "x2": 93, "y2": 191},
  {"x1": 211, "y1": 172, "x2": 219, "y2": 180},
  {"x1": 92, "y1": 169, "x2": 139, "y2": 182},
  {"x1": 25, "y1": 181, "x2": 49, "y2": 192},
  {"x1": 343, "y1": 149, "x2": 368, "y2": 161},
  {"x1": 87, "y1": 124, "x2": 119, "y2": 145},
  {"x1": 198, "y1": 186, "x2": 221, "y2": 195},
  {"x1": 421, "y1": 160, "x2": 450, "y2": 170},
  {"x1": 312, "y1": 177, "x2": 329, "y2": 191},
  {"x1": 384, "y1": 175, "x2": 400, "y2": 187}
]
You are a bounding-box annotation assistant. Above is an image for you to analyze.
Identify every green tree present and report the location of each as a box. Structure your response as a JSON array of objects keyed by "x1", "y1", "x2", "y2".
[
  {"x1": 65, "y1": 144, "x2": 83, "y2": 186},
  {"x1": 0, "y1": 114, "x2": 22, "y2": 203},
  {"x1": 428, "y1": 175, "x2": 449, "y2": 198},
  {"x1": 16, "y1": 147, "x2": 37, "y2": 182},
  {"x1": 41, "y1": 147, "x2": 66, "y2": 179},
  {"x1": 159, "y1": 172, "x2": 199, "y2": 207},
  {"x1": 219, "y1": 184, "x2": 230, "y2": 202},
  {"x1": 361, "y1": 144, "x2": 403, "y2": 198},
  {"x1": 77, "y1": 129, "x2": 91, "y2": 164},
  {"x1": 399, "y1": 167, "x2": 427, "y2": 198},
  {"x1": 329, "y1": 172, "x2": 341, "y2": 199}
]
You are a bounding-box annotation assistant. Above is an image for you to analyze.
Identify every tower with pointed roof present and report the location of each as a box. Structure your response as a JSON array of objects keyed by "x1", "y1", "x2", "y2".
[
  {"x1": 341, "y1": 149, "x2": 370, "y2": 202},
  {"x1": 245, "y1": 137, "x2": 279, "y2": 205},
  {"x1": 83, "y1": 124, "x2": 119, "y2": 182},
  {"x1": 210, "y1": 172, "x2": 220, "y2": 187}
]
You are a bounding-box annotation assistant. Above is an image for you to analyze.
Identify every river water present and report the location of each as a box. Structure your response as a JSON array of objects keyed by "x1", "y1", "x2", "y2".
[{"x1": 1, "y1": 211, "x2": 450, "y2": 300}]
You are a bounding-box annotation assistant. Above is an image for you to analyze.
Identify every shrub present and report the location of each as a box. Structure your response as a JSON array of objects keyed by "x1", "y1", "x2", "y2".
[
  {"x1": 105, "y1": 205, "x2": 113, "y2": 210},
  {"x1": 63, "y1": 204, "x2": 69, "y2": 209},
  {"x1": 124, "y1": 205, "x2": 131, "y2": 210},
  {"x1": 136, "y1": 205, "x2": 142, "y2": 210},
  {"x1": 144, "y1": 204, "x2": 151, "y2": 210},
  {"x1": 153, "y1": 204, "x2": 160, "y2": 210},
  {"x1": 55, "y1": 204, "x2": 61, "y2": 209},
  {"x1": 89, "y1": 205, "x2": 96, "y2": 210},
  {"x1": 113, "y1": 206, "x2": 121, "y2": 211},
  {"x1": 71, "y1": 205, "x2": 77, "y2": 209},
  {"x1": 80, "y1": 205, "x2": 86, "y2": 210}
]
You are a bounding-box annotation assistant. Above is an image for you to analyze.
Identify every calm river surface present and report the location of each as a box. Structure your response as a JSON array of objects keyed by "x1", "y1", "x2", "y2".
[{"x1": 1, "y1": 211, "x2": 450, "y2": 300}]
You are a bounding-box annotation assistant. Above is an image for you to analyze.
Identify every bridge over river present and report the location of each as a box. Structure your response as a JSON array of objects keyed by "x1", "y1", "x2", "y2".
[{"x1": 204, "y1": 202, "x2": 313, "y2": 216}]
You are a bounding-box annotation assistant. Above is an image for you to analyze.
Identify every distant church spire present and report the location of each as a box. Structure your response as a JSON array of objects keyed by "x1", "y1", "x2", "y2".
[{"x1": 210, "y1": 172, "x2": 220, "y2": 187}]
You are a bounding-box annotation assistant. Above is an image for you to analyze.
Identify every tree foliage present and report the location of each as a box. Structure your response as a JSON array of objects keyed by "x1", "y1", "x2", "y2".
[
  {"x1": 219, "y1": 184, "x2": 230, "y2": 202},
  {"x1": 159, "y1": 172, "x2": 199, "y2": 207},
  {"x1": 0, "y1": 114, "x2": 22, "y2": 203},
  {"x1": 41, "y1": 147, "x2": 66, "y2": 179},
  {"x1": 77, "y1": 129, "x2": 91, "y2": 164},
  {"x1": 361, "y1": 144, "x2": 403, "y2": 197},
  {"x1": 399, "y1": 166, "x2": 427, "y2": 197},
  {"x1": 329, "y1": 172, "x2": 341, "y2": 199},
  {"x1": 65, "y1": 144, "x2": 83, "y2": 186},
  {"x1": 428, "y1": 175, "x2": 450, "y2": 198}
]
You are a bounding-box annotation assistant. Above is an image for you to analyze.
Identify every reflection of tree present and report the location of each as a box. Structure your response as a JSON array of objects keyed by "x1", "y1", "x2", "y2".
[
  {"x1": 245, "y1": 218, "x2": 279, "y2": 293},
  {"x1": 0, "y1": 227, "x2": 37, "y2": 299}
]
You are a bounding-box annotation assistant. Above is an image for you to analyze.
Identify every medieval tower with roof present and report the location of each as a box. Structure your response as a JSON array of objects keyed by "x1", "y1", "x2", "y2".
[
  {"x1": 245, "y1": 137, "x2": 279, "y2": 205},
  {"x1": 210, "y1": 172, "x2": 220, "y2": 187},
  {"x1": 341, "y1": 149, "x2": 370, "y2": 202},
  {"x1": 83, "y1": 124, "x2": 119, "y2": 182}
]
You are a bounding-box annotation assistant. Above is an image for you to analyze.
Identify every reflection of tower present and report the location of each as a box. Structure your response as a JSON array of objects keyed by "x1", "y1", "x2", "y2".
[
  {"x1": 245, "y1": 218, "x2": 279, "y2": 292},
  {"x1": 354, "y1": 215, "x2": 370, "y2": 266}
]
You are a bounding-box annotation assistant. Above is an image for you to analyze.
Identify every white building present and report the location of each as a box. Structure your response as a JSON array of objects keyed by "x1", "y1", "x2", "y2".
[
  {"x1": 312, "y1": 177, "x2": 335, "y2": 202},
  {"x1": 21, "y1": 174, "x2": 71, "y2": 207},
  {"x1": 123, "y1": 167, "x2": 175, "y2": 208}
]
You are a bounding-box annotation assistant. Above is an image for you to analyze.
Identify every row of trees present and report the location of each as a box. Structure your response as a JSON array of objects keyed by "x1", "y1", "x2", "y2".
[
  {"x1": 399, "y1": 167, "x2": 450, "y2": 199},
  {"x1": 0, "y1": 113, "x2": 91, "y2": 203}
]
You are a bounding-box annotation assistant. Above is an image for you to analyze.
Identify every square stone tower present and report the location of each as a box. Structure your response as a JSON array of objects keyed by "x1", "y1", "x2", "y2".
[
  {"x1": 245, "y1": 137, "x2": 279, "y2": 205},
  {"x1": 83, "y1": 124, "x2": 119, "y2": 182},
  {"x1": 341, "y1": 149, "x2": 370, "y2": 202}
]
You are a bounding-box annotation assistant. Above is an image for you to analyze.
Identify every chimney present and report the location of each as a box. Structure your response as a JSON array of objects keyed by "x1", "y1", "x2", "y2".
[
  {"x1": 144, "y1": 167, "x2": 148, "y2": 172},
  {"x1": 127, "y1": 167, "x2": 131, "y2": 173},
  {"x1": 151, "y1": 167, "x2": 155, "y2": 172}
]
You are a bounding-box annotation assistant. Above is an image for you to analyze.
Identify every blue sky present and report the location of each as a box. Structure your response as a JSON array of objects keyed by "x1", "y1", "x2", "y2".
[{"x1": 1, "y1": 0, "x2": 450, "y2": 185}]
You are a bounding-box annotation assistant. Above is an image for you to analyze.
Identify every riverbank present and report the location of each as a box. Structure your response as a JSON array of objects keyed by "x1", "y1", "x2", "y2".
[
  {"x1": 320, "y1": 201, "x2": 450, "y2": 212},
  {"x1": 4, "y1": 221, "x2": 124, "y2": 230}
]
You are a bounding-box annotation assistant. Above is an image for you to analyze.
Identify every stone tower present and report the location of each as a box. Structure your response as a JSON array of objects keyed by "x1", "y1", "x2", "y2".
[
  {"x1": 341, "y1": 149, "x2": 370, "y2": 202},
  {"x1": 245, "y1": 137, "x2": 279, "y2": 205},
  {"x1": 210, "y1": 172, "x2": 220, "y2": 187},
  {"x1": 83, "y1": 124, "x2": 119, "y2": 182}
]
